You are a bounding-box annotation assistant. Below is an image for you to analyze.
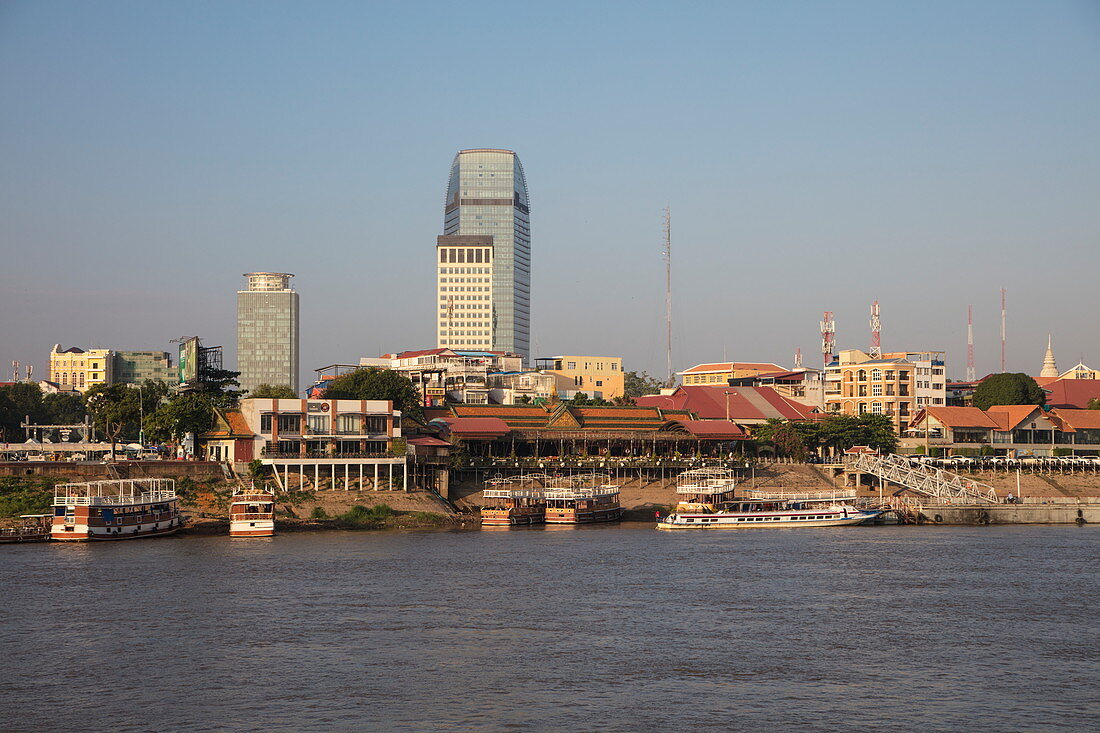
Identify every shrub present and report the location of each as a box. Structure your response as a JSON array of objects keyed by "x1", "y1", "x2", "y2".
[
  {"x1": 248, "y1": 459, "x2": 267, "y2": 479},
  {"x1": 339, "y1": 503, "x2": 395, "y2": 527},
  {"x1": 0, "y1": 476, "x2": 56, "y2": 518},
  {"x1": 310, "y1": 506, "x2": 329, "y2": 520},
  {"x1": 1053, "y1": 448, "x2": 1073, "y2": 457}
]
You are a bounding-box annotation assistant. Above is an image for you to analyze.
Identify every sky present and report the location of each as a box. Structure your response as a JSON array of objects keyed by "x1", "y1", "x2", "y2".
[{"x1": 2, "y1": 0, "x2": 1099, "y2": 388}]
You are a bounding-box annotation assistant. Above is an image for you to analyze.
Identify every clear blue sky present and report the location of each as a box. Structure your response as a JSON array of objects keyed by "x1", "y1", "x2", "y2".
[{"x1": 2, "y1": 0, "x2": 1098, "y2": 387}]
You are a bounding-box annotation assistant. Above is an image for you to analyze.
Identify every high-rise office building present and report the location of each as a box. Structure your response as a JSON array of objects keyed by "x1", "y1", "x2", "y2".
[
  {"x1": 237, "y1": 272, "x2": 299, "y2": 394},
  {"x1": 438, "y1": 149, "x2": 530, "y2": 361}
]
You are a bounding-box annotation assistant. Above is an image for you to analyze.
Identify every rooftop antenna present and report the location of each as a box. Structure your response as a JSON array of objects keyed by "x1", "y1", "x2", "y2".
[
  {"x1": 11, "y1": 360, "x2": 19, "y2": 382},
  {"x1": 663, "y1": 206, "x2": 673, "y2": 387},
  {"x1": 966, "y1": 305, "x2": 976, "y2": 382},
  {"x1": 820, "y1": 311, "x2": 835, "y2": 369},
  {"x1": 1000, "y1": 287, "x2": 1007, "y2": 372},
  {"x1": 26, "y1": 365, "x2": 33, "y2": 382},
  {"x1": 794, "y1": 348, "x2": 803, "y2": 370},
  {"x1": 869, "y1": 300, "x2": 881, "y2": 358}
]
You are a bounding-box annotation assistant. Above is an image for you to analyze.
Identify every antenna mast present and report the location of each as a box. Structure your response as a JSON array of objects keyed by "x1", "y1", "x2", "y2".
[
  {"x1": 663, "y1": 207, "x2": 672, "y2": 387},
  {"x1": 794, "y1": 348, "x2": 803, "y2": 370},
  {"x1": 1000, "y1": 287, "x2": 1007, "y2": 372},
  {"x1": 967, "y1": 305, "x2": 976, "y2": 382},
  {"x1": 869, "y1": 300, "x2": 881, "y2": 358},
  {"x1": 820, "y1": 311, "x2": 835, "y2": 369}
]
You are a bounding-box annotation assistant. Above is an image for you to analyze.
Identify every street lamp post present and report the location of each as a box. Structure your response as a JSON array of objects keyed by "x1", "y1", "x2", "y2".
[{"x1": 138, "y1": 383, "x2": 145, "y2": 447}]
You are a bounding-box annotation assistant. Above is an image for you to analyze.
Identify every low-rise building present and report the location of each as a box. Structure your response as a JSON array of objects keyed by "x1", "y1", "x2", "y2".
[
  {"x1": 678, "y1": 361, "x2": 786, "y2": 386},
  {"x1": 905, "y1": 404, "x2": 1100, "y2": 456},
  {"x1": 113, "y1": 351, "x2": 175, "y2": 385},
  {"x1": 201, "y1": 397, "x2": 408, "y2": 491},
  {"x1": 49, "y1": 345, "x2": 114, "y2": 392},
  {"x1": 535, "y1": 355, "x2": 624, "y2": 399},
  {"x1": 636, "y1": 385, "x2": 819, "y2": 426},
  {"x1": 730, "y1": 368, "x2": 825, "y2": 409}
]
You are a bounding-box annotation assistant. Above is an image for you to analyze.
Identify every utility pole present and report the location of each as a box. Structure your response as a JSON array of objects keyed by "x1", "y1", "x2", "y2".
[
  {"x1": 663, "y1": 207, "x2": 673, "y2": 388},
  {"x1": 967, "y1": 305, "x2": 976, "y2": 382},
  {"x1": 1001, "y1": 287, "x2": 1007, "y2": 373}
]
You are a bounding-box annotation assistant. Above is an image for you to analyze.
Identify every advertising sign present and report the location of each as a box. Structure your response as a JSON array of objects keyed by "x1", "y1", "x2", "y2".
[{"x1": 178, "y1": 337, "x2": 200, "y2": 385}]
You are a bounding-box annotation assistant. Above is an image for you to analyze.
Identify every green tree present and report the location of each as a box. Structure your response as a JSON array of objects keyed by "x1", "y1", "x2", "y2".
[
  {"x1": 623, "y1": 370, "x2": 663, "y2": 399},
  {"x1": 323, "y1": 368, "x2": 423, "y2": 419},
  {"x1": 0, "y1": 383, "x2": 46, "y2": 441},
  {"x1": 751, "y1": 418, "x2": 809, "y2": 460},
  {"x1": 42, "y1": 392, "x2": 87, "y2": 425},
  {"x1": 1088, "y1": 398, "x2": 1100, "y2": 410},
  {"x1": 248, "y1": 384, "x2": 298, "y2": 399},
  {"x1": 570, "y1": 392, "x2": 610, "y2": 407},
  {"x1": 195, "y1": 367, "x2": 243, "y2": 409},
  {"x1": 817, "y1": 413, "x2": 897, "y2": 454},
  {"x1": 83, "y1": 380, "x2": 170, "y2": 443},
  {"x1": 145, "y1": 391, "x2": 215, "y2": 443},
  {"x1": 972, "y1": 373, "x2": 1045, "y2": 410}
]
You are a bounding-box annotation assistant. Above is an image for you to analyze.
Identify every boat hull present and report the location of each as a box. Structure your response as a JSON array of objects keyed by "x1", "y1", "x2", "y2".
[
  {"x1": 657, "y1": 510, "x2": 881, "y2": 530},
  {"x1": 545, "y1": 507, "x2": 622, "y2": 524},
  {"x1": 230, "y1": 519, "x2": 275, "y2": 537},
  {"x1": 51, "y1": 523, "x2": 183, "y2": 541}
]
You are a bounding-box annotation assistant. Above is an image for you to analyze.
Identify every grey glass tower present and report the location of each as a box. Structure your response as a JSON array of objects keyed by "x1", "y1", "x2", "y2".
[
  {"x1": 440, "y1": 149, "x2": 530, "y2": 361},
  {"x1": 237, "y1": 272, "x2": 299, "y2": 394}
]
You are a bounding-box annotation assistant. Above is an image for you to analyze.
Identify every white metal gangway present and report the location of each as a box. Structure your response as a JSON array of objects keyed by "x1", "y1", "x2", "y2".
[{"x1": 846, "y1": 453, "x2": 998, "y2": 504}]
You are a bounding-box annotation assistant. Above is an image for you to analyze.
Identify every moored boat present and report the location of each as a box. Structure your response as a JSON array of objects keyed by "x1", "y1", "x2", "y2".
[
  {"x1": 481, "y1": 475, "x2": 546, "y2": 526},
  {"x1": 543, "y1": 473, "x2": 622, "y2": 524},
  {"x1": 51, "y1": 479, "x2": 183, "y2": 541},
  {"x1": 657, "y1": 468, "x2": 880, "y2": 529},
  {"x1": 230, "y1": 484, "x2": 276, "y2": 537},
  {"x1": 0, "y1": 514, "x2": 52, "y2": 543}
]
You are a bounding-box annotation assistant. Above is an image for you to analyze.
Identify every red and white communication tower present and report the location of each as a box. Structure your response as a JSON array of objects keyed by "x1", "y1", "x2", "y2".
[
  {"x1": 820, "y1": 311, "x2": 836, "y2": 368},
  {"x1": 967, "y1": 305, "x2": 976, "y2": 382},
  {"x1": 794, "y1": 347, "x2": 803, "y2": 370},
  {"x1": 869, "y1": 300, "x2": 881, "y2": 358}
]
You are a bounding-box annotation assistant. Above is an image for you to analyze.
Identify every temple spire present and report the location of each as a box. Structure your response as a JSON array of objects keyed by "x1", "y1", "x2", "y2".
[{"x1": 1040, "y1": 335, "x2": 1059, "y2": 378}]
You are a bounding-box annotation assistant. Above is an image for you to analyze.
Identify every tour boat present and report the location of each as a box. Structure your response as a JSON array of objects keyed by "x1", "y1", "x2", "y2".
[
  {"x1": 543, "y1": 474, "x2": 622, "y2": 524},
  {"x1": 656, "y1": 468, "x2": 880, "y2": 529},
  {"x1": 229, "y1": 484, "x2": 276, "y2": 537},
  {"x1": 481, "y1": 485, "x2": 546, "y2": 527},
  {"x1": 51, "y1": 479, "x2": 183, "y2": 541}
]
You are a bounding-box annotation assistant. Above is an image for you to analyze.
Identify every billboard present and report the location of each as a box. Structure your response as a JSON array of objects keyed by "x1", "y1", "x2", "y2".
[{"x1": 178, "y1": 337, "x2": 200, "y2": 385}]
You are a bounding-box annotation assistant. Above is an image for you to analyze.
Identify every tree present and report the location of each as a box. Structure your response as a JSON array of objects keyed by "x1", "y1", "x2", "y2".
[
  {"x1": 195, "y1": 367, "x2": 243, "y2": 409},
  {"x1": 248, "y1": 384, "x2": 298, "y2": 399},
  {"x1": 570, "y1": 392, "x2": 610, "y2": 407},
  {"x1": 42, "y1": 392, "x2": 86, "y2": 425},
  {"x1": 623, "y1": 370, "x2": 663, "y2": 399},
  {"x1": 0, "y1": 383, "x2": 46, "y2": 441},
  {"x1": 751, "y1": 418, "x2": 809, "y2": 460},
  {"x1": 323, "y1": 368, "x2": 423, "y2": 419},
  {"x1": 145, "y1": 391, "x2": 215, "y2": 443},
  {"x1": 817, "y1": 414, "x2": 897, "y2": 454},
  {"x1": 1088, "y1": 398, "x2": 1100, "y2": 411},
  {"x1": 972, "y1": 373, "x2": 1045, "y2": 411}
]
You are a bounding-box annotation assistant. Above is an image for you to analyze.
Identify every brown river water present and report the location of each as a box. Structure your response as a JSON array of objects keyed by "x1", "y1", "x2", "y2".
[{"x1": 2, "y1": 524, "x2": 1098, "y2": 732}]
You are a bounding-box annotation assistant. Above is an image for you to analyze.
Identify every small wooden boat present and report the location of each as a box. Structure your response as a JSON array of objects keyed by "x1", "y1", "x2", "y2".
[
  {"x1": 0, "y1": 514, "x2": 52, "y2": 543},
  {"x1": 229, "y1": 484, "x2": 276, "y2": 537}
]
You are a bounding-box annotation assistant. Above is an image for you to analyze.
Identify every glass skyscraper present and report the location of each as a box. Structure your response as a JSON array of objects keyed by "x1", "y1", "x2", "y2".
[
  {"x1": 438, "y1": 149, "x2": 530, "y2": 361},
  {"x1": 237, "y1": 272, "x2": 299, "y2": 394}
]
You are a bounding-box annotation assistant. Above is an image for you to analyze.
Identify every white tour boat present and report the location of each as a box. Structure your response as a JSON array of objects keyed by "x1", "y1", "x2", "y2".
[{"x1": 657, "y1": 468, "x2": 880, "y2": 530}]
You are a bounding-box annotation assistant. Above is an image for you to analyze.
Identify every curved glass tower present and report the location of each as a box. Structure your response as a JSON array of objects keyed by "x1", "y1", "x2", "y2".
[{"x1": 437, "y1": 149, "x2": 530, "y2": 362}]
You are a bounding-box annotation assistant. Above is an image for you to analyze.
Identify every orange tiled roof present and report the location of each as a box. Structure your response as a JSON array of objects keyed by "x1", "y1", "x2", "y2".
[
  {"x1": 919, "y1": 406, "x2": 1000, "y2": 429},
  {"x1": 1049, "y1": 408, "x2": 1100, "y2": 431},
  {"x1": 985, "y1": 404, "x2": 1046, "y2": 431},
  {"x1": 681, "y1": 361, "x2": 785, "y2": 374}
]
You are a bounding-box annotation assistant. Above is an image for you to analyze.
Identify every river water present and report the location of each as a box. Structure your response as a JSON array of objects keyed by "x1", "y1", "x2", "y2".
[{"x1": 2, "y1": 524, "x2": 1098, "y2": 732}]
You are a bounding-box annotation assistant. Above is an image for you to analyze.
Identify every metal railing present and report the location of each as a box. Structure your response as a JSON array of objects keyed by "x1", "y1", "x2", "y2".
[
  {"x1": 741, "y1": 488, "x2": 858, "y2": 502},
  {"x1": 847, "y1": 453, "x2": 997, "y2": 503}
]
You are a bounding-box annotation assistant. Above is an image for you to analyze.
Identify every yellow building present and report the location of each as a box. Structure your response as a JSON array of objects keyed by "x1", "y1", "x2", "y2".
[
  {"x1": 678, "y1": 361, "x2": 785, "y2": 386},
  {"x1": 537, "y1": 356, "x2": 624, "y2": 400},
  {"x1": 824, "y1": 350, "x2": 918, "y2": 434},
  {"x1": 49, "y1": 345, "x2": 114, "y2": 392}
]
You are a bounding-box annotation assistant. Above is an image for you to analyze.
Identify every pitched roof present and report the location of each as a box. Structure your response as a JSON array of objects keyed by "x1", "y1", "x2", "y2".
[
  {"x1": 916, "y1": 406, "x2": 999, "y2": 429},
  {"x1": 672, "y1": 420, "x2": 748, "y2": 439},
  {"x1": 1049, "y1": 408, "x2": 1100, "y2": 431},
  {"x1": 636, "y1": 385, "x2": 815, "y2": 422},
  {"x1": 985, "y1": 405, "x2": 1047, "y2": 431},
  {"x1": 680, "y1": 361, "x2": 785, "y2": 374},
  {"x1": 433, "y1": 417, "x2": 511, "y2": 438},
  {"x1": 406, "y1": 435, "x2": 451, "y2": 447},
  {"x1": 1042, "y1": 380, "x2": 1100, "y2": 409}
]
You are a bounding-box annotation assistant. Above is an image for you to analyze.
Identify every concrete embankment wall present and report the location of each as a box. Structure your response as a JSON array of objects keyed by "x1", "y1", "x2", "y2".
[
  {"x1": 0, "y1": 461, "x2": 225, "y2": 481},
  {"x1": 919, "y1": 503, "x2": 1100, "y2": 525}
]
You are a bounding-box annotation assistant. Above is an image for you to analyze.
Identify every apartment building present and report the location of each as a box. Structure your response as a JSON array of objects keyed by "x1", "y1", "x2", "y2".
[{"x1": 536, "y1": 355, "x2": 624, "y2": 400}]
